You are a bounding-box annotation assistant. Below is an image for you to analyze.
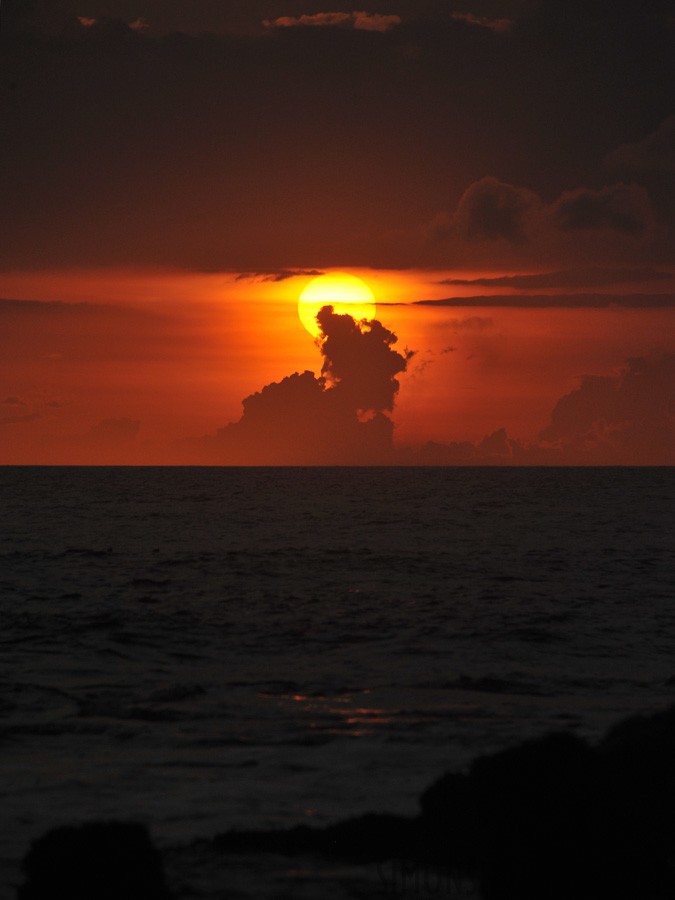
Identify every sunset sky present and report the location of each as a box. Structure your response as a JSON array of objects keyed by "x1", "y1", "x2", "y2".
[{"x1": 2, "y1": 0, "x2": 674, "y2": 464}]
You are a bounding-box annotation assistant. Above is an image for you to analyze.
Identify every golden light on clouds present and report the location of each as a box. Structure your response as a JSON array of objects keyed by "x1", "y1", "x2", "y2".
[{"x1": 298, "y1": 273, "x2": 376, "y2": 338}]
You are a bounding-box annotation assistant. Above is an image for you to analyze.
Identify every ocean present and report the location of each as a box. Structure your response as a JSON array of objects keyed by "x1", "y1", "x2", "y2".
[{"x1": 1, "y1": 466, "x2": 674, "y2": 897}]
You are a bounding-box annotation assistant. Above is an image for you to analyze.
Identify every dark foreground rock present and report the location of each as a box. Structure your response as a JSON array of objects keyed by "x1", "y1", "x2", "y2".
[
  {"x1": 214, "y1": 706, "x2": 675, "y2": 899},
  {"x1": 18, "y1": 821, "x2": 170, "y2": 900},
  {"x1": 18, "y1": 706, "x2": 675, "y2": 899}
]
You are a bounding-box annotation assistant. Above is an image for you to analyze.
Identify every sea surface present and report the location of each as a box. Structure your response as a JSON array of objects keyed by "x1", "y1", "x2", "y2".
[{"x1": 1, "y1": 466, "x2": 674, "y2": 898}]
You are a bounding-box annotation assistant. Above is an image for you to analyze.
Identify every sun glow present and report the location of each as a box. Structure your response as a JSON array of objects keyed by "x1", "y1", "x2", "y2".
[{"x1": 298, "y1": 273, "x2": 376, "y2": 338}]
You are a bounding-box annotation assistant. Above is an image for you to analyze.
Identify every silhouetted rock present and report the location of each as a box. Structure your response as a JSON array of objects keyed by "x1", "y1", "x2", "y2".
[
  {"x1": 25, "y1": 706, "x2": 675, "y2": 899},
  {"x1": 598, "y1": 705, "x2": 675, "y2": 869},
  {"x1": 420, "y1": 721, "x2": 675, "y2": 899},
  {"x1": 212, "y1": 707, "x2": 675, "y2": 899},
  {"x1": 419, "y1": 771, "x2": 477, "y2": 871},
  {"x1": 18, "y1": 821, "x2": 169, "y2": 900}
]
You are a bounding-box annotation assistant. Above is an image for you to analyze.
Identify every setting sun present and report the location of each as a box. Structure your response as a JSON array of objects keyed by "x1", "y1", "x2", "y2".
[{"x1": 298, "y1": 273, "x2": 376, "y2": 338}]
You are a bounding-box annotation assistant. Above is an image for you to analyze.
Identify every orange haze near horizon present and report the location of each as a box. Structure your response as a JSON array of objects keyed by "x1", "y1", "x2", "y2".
[{"x1": 1, "y1": 267, "x2": 674, "y2": 465}]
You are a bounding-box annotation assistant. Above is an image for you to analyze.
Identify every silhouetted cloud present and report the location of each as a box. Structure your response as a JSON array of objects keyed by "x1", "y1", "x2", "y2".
[
  {"x1": 409, "y1": 428, "x2": 545, "y2": 465},
  {"x1": 439, "y1": 267, "x2": 674, "y2": 290},
  {"x1": 451, "y1": 12, "x2": 512, "y2": 33},
  {"x1": 235, "y1": 269, "x2": 323, "y2": 283},
  {"x1": 605, "y1": 116, "x2": 675, "y2": 174},
  {"x1": 539, "y1": 354, "x2": 675, "y2": 464},
  {"x1": 429, "y1": 178, "x2": 661, "y2": 261},
  {"x1": 551, "y1": 184, "x2": 656, "y2": 236},
  {"x1": 263, "y1": 12, "x2": 402, "y2": 32},
  {"x1": 415, "y1": 294, "x2": 675, "y2": 308},
  {"x1": 443, "y1": 177, "x2": 541, "y2": 244},
  {"x1": 316, "y1": 306, "x2": 412, "y2": 413},
  {"x1": 404, "y1": 353, "x2": 675, "y2": 466},
  {"x1": 178, "y1": 307, "x2": 412, "y2": 464},
  {"x1": 2, "y1": 3, "x2": 673, "y2": 269}
]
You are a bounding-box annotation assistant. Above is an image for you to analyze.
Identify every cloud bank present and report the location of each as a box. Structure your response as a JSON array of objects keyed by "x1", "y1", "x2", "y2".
[
  {"x1": 2, "y1": 3, "x2": 672, "y2": 271},
  {"x1": 409, "y1": 354, "x2": 675, "y2": 466},
  {"x1": 439, "y1": 267, "x2": 674, "y2": 291},
  {"x1": 176, "y1": 306, "x2": 413, "y2": 464}
]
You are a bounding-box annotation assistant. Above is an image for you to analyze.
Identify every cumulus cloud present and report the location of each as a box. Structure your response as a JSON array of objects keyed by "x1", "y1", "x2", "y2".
[
  {"x1": 450, "y1": 177, "x2": 541, "y2": 244},
  {"x1": 551, "y1": 184, "x2": 656, "y2": 236},
  {"x1": 263, "y1": 11, "x2": 401, "y2": 32},
  {"x1": 540, "y1": 354, "x2": 675, "y2": 464},
  {"x1": 403, "y1": 354, "x2": 675, "y2": 466},
  {"x1": 605, "y1": 117, "x2": 675, "y2": 174},
  {"x1": 410, "y1": 428, "x2": 544, "y2": 465},
  {"x1": 423, "y1": 175, "x2": 665, "y2": 268},
  {"x1": 451, "y1": 12, "x2": 513, "y2": 34},
  {"x1": 316, "y1": 306, "x2": 412, "y2": 413},
  {"x1": 179, "y1": 307, "x2": 412, "y2": 464}
]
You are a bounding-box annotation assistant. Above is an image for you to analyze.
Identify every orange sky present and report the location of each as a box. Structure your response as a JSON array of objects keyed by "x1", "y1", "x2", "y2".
[
  {"x1": 1, "y1": 266, "x2": 673, "y2": 464},
  {"x1": 2, "y1": 5, "x2": 674, "y2": 463}
]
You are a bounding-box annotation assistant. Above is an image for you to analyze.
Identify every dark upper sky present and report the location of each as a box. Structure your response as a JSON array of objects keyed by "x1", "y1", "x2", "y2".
[{"x1": 2, "y1": 0, "x2": 674, "y2": 270}]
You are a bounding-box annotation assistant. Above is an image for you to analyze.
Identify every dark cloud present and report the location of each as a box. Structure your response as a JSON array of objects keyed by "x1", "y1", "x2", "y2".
[
  {"x1": 178, "y1": 307, "x2": 412, "y2": 464},
  {"x1": 439, "y1": 266, "x2": 674, "y2": 290},
  {"x1": 450, "y1": 177, "x2": 541, "y2": 244},
  {"x1": 316, "y1": 306, "x2": 412, "y2": 413},
  {"x1": 235, "y1": 269, "x2": 323, "y2": 283},
  {"x1": 2, "y1": 3, "x2": 673, "y2": 270},
  {"x1": 539, "y1": 354, "x2": 675, "y2": 464},
  {"x1": 605, "y1": 116, "x2": 675, "y2": 174},
  {"x1": 2, "y1": 1, "x2": 436, "y2": 37},
  {"x1": 551, "y1": 184, "x2": 656, "y2": 236},
  {"x1": 405, "y1": 352, "x2": 675, "y2": 465},
  {"x1": 1, "y1": 396, "x2": 26, "y2": 406},
  {"x1": 421, "y1": 175, "x2": 670, "y2": 269},
  {"x1": 415, "y1": 294, "x2": 675, "y2": 308},
  {"x1": 407, "y1": 428, "x2": 556, "y2": 465}
]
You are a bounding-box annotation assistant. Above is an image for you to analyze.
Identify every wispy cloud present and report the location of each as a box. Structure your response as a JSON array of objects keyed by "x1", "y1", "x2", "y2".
[
  {"x1": 439, "y1": 267, "x2": 674, "y2": 290},
  {"x1": 415, "y1": 294, "x2": 675, "y2": 309},
  {"x1": 263, "y1": 12, "x2": 402, "y2": 33},
  {"x1": 451, "y1": 12, "x2": 513, "y2": 34},
  {"x1": 235, "y1": 269, "x2": 323, "y2": 283}
]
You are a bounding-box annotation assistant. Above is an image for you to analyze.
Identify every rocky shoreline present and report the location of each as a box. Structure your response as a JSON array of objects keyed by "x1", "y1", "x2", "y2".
[{"x1": 18, "y1": 704, "x2": 675, "y2": 898}]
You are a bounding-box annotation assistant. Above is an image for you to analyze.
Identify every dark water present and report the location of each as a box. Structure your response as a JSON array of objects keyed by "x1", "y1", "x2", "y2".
[{"x1": 1, "y1": 467, "x2": 673, "y2": 896}]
